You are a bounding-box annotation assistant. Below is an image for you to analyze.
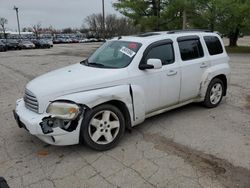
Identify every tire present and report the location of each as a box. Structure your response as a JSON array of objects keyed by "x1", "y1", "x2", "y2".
[
  {"x1": 203, "y1": 78, "x2": 224, "y2": 108},
  {"x1": 81, "y1": 104, "x2": 125, "y2": 151}
]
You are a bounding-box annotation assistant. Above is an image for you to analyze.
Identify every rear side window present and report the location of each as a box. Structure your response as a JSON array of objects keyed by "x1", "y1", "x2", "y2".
[
  {"x1": 204, "y1": 36, "x2": 223, "y2": 55},
  {"x1": 145, "y1": 44, "x2": 174, "y2": 65},
  {"x1": 178, "y1": 39, "x2": 204, "y2": 61}
]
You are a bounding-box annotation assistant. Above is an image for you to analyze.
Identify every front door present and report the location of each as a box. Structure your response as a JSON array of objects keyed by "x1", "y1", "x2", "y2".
[{"x1": 140, "y1": 41, "x2": 181, "y2": 113}]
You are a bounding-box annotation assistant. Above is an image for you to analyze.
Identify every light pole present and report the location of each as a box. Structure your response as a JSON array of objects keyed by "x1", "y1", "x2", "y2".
[
  {"x1": 13, "y1": 6, "x2": 21, "y2": 38},
  {"x1": 102, "y1": 0, "x2": 105, "y2": 38}
]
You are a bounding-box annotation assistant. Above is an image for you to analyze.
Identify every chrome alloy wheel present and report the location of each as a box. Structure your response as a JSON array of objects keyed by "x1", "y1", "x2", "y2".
[
  {"x1": 88, "y1": 110, "x2": 120, "y2": 145},
  {"x1": 210, "y1": 83, "x2": 223, "y2": 105}
]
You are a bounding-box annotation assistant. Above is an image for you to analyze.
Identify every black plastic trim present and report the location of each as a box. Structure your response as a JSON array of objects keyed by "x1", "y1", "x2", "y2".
[
  {"x1": 177, "y1": 35, "x2": 200, "y2": 42},
  {"x1": 129, "y1": 84, "x2": 135, "y2": 121},
  {"x1": 167, "y1": 29, "x2": 211, "y2": 34}
]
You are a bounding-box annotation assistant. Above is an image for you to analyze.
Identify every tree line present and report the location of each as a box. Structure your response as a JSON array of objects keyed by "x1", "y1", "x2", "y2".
[
  {"x1": 113, "y1": 0, "x2": 250, "y2": 46},
  {"x1": 1, "y1": 0, "x2": 249, "y2": 46}
]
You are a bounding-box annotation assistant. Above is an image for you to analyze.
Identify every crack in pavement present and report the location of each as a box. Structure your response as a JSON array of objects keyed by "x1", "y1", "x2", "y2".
[
  {"x1": 0, "y1": 63, "x2": 34, "y2": 80},
  {"x1": 245, "y1": 95, "x2": 250, "y2": 110},
  {"x1": 143, "y1": 132, "x2": 250, "y2": 188}
]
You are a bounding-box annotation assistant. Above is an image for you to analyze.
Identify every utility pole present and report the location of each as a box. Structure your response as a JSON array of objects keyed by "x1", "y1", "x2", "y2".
[
  {"x1": 13, "y1": 6, "x2": 21, "y2": 39},
  {"x1": 102, "y1": 0, "x2": 105, "y2": 38}
]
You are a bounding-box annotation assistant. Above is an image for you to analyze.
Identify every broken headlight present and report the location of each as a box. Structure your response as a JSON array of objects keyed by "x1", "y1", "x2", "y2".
[{"x1": 46, "y1": 102, "x2": 80, "y2": 120}]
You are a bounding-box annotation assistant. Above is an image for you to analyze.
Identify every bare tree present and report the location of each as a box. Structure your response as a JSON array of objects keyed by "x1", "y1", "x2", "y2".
[
  {"x1": 85, "y1": 14, "x2": 103, "y2": 38},
  {"x1": 85, "y1": 14, "x2": 138, "y2": 38},
  {"x1": 0, "y1": 17, "x2": 8, "y2": 41},
  {"x1": 32, "y1": 22, "x2": 42, "y2": 39}
]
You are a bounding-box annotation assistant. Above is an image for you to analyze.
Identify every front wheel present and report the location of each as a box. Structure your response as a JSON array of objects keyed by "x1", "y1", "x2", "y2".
[
  {"x1": 203, "y1": 78, "x2": 224, "y2": 108},
  {"x1": 81, "y1": 104, "x2": 125, "y2": 151}
]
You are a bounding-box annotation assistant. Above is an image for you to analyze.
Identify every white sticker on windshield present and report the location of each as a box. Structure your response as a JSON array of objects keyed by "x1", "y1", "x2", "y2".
[{"x1": 120, "y1": 46, "x2": 136, "y2": 58}]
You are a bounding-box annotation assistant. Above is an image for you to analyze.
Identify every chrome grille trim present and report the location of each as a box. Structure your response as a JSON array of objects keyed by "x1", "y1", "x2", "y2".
[{"x1": 24, "y1": 89, "x2": 39, "y2": 113}]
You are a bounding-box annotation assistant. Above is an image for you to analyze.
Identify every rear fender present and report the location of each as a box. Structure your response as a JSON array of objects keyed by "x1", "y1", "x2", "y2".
[{"x1": 199, "y1": 63, "x2": 230, "y2": 99}]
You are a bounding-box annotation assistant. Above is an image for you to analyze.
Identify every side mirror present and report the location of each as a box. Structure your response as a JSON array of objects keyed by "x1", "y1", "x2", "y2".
[{"x1": 139, "y1": 58, "x2": 162, "y2": 70}]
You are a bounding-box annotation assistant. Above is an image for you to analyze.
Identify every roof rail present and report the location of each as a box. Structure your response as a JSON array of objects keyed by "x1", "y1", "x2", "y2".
[
  {"x1": 137, "y1": 32, "x2": 161, "y2": 37},
  {"x1": 167, "y1": 29, "x2": 211, "y2": 34}
]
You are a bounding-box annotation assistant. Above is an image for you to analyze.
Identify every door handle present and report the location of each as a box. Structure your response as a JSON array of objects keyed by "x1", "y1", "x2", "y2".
[
  {"x1": 200, "y1": 62, "x2": 208, "y2": 68},
  {"x1": 167, "y1": 70, "x2": 177, "y2": 76}
]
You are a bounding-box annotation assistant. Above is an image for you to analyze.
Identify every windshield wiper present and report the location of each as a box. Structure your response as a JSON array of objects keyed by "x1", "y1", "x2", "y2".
[
  {"x1": 81, "y1": 60, "x2": 112, "y2": 68},
  {"x1": 88, "y1": 62, "x2": 106, "y2": 67},
  {"x1": 80, "y1": 59, "x2": 89, "y2": 65}
]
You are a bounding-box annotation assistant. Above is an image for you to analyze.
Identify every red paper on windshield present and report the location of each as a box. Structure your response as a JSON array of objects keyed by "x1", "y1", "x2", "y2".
[{"x1": 128, "y1": 43, "x2": 137, "y2": 49}]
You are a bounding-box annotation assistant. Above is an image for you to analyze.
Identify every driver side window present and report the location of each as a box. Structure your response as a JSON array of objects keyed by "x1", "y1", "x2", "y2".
[{"x1": 145, "y1": 44, "x2": 175, "y2": 65}]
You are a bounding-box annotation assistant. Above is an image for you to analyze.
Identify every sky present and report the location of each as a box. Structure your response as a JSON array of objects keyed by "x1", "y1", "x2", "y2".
[{"x1": 0, "y1": 0, "x2": 119, "y2": 31}]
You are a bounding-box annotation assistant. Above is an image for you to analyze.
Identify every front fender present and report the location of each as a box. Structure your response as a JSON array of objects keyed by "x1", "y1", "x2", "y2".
[
  {"x1": 55, "y1": 84, "x2": 146, "y2": 127},
  {"x1": 55, "y1": 85, "x2": 134, "y2": 122}
]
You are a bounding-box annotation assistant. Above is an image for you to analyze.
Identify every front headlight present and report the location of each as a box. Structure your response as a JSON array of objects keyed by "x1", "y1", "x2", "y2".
[{"x1": 46, "y1": 102, "x2": 80, "y2": 120}]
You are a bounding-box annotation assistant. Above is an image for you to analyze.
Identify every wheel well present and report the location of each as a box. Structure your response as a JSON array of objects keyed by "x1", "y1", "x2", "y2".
[
  {"x1": 103, "y1": 100, "x2": 132, "y2": 130},
  {"x1": 213, "y1": 74, "x2": 227, "y2": 96}
]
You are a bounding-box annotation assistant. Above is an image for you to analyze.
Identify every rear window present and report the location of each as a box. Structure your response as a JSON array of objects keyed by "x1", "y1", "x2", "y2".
[
  {"x1": 204, "y1": 36, "x2": 223, "y2": 55},
  {"x1": 178, "y1": 39, "x2": 204, "y2": 61}
]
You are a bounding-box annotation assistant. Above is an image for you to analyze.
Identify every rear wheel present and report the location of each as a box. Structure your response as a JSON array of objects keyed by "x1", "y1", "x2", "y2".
[
  {"x1": 81, "y1": 104, "x2": 125, "y2": 151},
  {"x1": 203, "y1": 78, "x2": 224, "y2": 108}
]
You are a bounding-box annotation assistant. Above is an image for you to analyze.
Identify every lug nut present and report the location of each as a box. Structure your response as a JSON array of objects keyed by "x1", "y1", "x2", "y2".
[{"x1": 100, "y1": 129, "x2": 103, "y2": 132}]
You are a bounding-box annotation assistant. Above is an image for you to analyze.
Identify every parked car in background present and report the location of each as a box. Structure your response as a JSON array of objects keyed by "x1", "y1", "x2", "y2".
[
  {"x1": 79, "y1": 38, "x2": 88, "y2": 43},
  {"x1": 71, "y1": 38, "x2": 79, "y2": 43},
  {"x1": 45, "y1": 39, "x2": 53, "y2": 47},
  {"x1": 0, "y1": 41, "x2": 7, "y2": 52},
  {"x1": 53, "y1": 38, "x2": 61, "y2": 44},
  {"x1": 33, "y1": 39, "x2": 51, "y2": 49},
  {"x1": 18, "y1": 40, "x2": 35, "y2": 49},
  {"x1": 5, "y1": 39, "x2": 21, "y2": 50},
  {"x1": 14, "y1": 30, "x2": 230, "y2": 150}
]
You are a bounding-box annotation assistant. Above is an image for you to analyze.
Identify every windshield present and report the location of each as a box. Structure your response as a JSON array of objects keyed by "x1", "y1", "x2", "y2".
[{"x1": 85, "y1": 40, "x2": 142, "y2": 68}]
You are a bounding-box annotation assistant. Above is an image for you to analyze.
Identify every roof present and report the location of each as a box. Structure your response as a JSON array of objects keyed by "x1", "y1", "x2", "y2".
[{"x1": 112, "y1": 30, "x2": 218, "y2": 45}]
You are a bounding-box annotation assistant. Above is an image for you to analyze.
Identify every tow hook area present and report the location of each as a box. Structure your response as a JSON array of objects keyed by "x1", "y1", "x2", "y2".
[{"x1": 39, "y1": 116, "x2": 81, "y2": 134}]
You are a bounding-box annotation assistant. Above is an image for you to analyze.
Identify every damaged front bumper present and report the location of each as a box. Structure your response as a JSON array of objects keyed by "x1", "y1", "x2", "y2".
[{"x1": 14, "y1": 99, "x2": 83, "y2": 146}]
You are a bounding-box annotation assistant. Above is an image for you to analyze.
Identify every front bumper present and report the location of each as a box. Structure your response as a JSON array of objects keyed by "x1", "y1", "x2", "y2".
[{"x1": 14, "y1": 99, "x2": 82, "y2": 145}]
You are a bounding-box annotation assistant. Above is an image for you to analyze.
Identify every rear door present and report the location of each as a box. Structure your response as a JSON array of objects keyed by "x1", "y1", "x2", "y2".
[{"x1": 178, "y1": 35, "x2": 210, "y2": 102}]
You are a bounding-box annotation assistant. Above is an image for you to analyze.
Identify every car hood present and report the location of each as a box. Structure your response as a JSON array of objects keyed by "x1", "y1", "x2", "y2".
[{"x1": 26, "y1": 63, "x2": 129, "y2": 111}]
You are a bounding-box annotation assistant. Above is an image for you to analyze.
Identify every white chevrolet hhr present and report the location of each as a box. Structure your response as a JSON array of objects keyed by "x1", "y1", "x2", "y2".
[{"x1": 14, "y1": 30, "x2": 230, "y2": 150}]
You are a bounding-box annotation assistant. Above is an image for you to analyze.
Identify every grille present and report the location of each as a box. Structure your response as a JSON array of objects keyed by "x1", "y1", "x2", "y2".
[{"x1": 24, "y1": 89, "x2": 39, "y2": 113}]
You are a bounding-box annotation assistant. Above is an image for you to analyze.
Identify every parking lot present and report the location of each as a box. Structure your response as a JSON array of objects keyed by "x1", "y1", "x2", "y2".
[{"x1": 0, "y1": 42, "x2": 250, "y2": 188}]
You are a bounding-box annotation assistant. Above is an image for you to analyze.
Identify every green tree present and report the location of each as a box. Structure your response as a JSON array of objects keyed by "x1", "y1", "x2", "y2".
[
  {"x1": 192, "y1": 0, "x2": 250, "y2": 46},
  {"x1": 113, "y1": 0, "x2": 167, "y2": 31},
  {"x1": 113, "y1": 0, "x2": 197, "y2": 31},
  {"x1": 219, "y1": 0, "x2": 250, "y2": 46}
]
